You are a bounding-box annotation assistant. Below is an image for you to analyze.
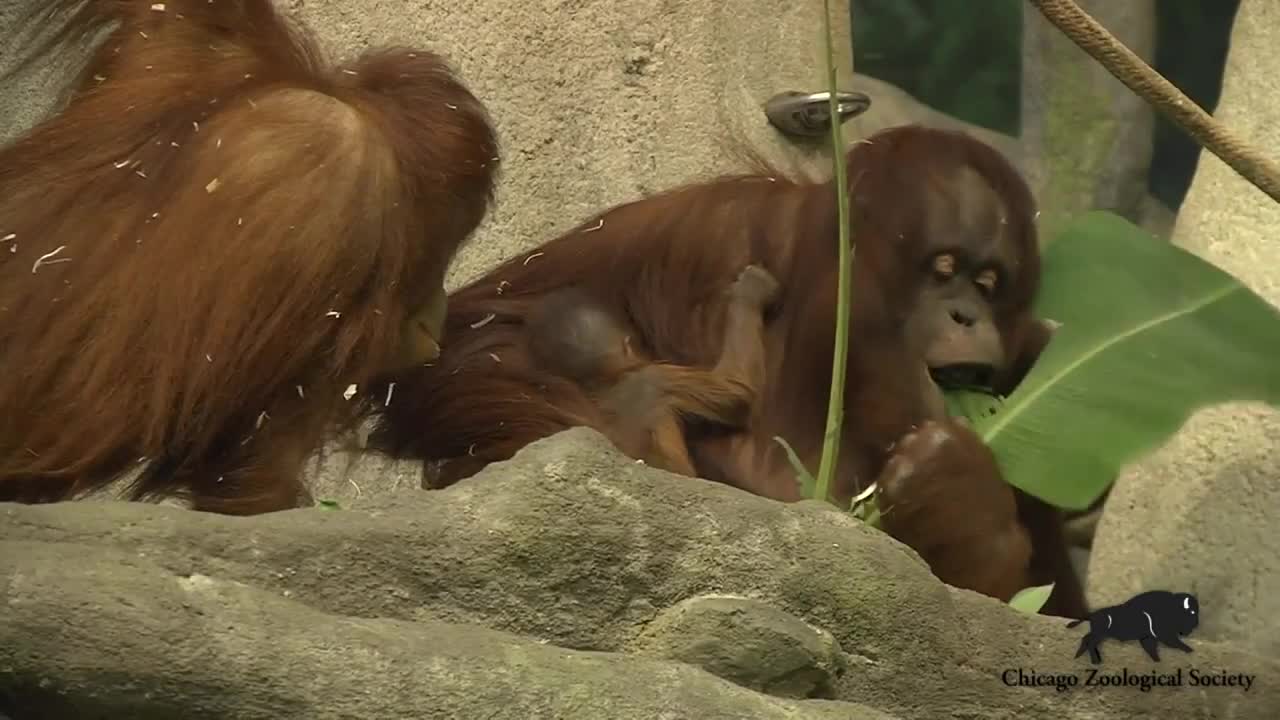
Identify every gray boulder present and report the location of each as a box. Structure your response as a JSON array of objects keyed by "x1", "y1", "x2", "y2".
[
  {"x1": 3, "y1": 429, "x2": 1275, "y2": 719},
  {"x1": 635, "y1": 595, "x2": 845, "y2": 699}
]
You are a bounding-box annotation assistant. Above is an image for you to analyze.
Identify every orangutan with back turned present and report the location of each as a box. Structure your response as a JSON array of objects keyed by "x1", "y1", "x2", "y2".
[{"x1": 0, "y1": 0, "x2": 497, "y2": 514}]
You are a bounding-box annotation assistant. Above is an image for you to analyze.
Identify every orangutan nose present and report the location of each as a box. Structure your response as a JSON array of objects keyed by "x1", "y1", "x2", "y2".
[{"x1": 949, "y1": 308, "x2": 976, "y2": 327}]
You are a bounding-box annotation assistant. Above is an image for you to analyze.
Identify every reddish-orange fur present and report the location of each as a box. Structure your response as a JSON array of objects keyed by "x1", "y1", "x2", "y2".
[
  {"x1": 371, "y1": 125, "x2": 1085, "y2": 617},
  {"x1": 505, "y1": 266, "x2": 777, "y2": 480},
  {"x1": 0, "y1": 0, "x2": 497, "y2": 514}
]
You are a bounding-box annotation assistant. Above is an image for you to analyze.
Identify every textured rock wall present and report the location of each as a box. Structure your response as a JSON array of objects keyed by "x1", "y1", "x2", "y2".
[{"x1": 1020, "y1": 0, "x2": 1160, "y2": 238}]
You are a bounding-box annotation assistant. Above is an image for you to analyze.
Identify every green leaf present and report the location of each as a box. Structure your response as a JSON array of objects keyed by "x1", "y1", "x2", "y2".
[
  {"x1": 774, "y1": 436, "x2": 817, "y2": 499},
  {"x1": 944, "y1": 388, "x2": 1004, "y2": 423},
  {"x1": 317, "y1": 499, "x2": 341, "y2": 511},
  {"x1": 973, "y1": 210, "x2": 1280, "y2": 510},
  {"x1": 1008, "y1": 583, "x2": 1055, "y2": 614}
]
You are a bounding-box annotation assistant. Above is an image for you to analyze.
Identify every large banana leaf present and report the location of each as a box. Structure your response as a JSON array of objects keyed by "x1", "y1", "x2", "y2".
[{"x1": 962, "y1": 210, "x2": 1280, "y2": 511}]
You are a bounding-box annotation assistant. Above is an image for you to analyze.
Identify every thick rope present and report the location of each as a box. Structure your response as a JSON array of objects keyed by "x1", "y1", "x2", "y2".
[{"x1": 1029, "y1": 0, "x2": 1280, "y2": 206}]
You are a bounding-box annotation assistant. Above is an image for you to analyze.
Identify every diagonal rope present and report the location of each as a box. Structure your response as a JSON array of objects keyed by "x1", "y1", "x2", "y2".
[{"x1": 1028, "y1": 0, "x2": 1280, "y2": 206}]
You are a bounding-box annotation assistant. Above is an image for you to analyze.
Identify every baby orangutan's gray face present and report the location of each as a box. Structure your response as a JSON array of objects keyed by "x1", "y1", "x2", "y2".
[{"x1": 399, "y1": 283, "x2": 449, "y2": 368}]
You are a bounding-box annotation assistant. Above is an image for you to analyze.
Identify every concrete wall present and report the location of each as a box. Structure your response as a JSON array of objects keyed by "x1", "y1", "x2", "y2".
[{"x1": 0, "y1": 0, "x2": 853, "y2": 288}]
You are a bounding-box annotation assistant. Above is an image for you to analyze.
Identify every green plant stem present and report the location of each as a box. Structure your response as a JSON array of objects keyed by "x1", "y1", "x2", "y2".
[{"x1": 813, "y1": 0, "x2": 854, "y2": 503}]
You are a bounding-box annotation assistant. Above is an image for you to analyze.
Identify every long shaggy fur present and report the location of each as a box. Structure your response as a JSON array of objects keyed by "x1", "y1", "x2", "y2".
[
  {"x1": 0, "y1": 0, "x2": 498, "y2": 513},
  {"x1": 369, "y1": 124, "x2": 1086, "y2": 617},
  {"x1": 371, "y1": 126, "x2": 1035, "y2": 482}
]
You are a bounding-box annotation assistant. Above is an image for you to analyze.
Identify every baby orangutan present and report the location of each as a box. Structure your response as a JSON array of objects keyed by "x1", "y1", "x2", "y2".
[{"x1": 524, "y1": 265, "x2": 780, "y2": 476}]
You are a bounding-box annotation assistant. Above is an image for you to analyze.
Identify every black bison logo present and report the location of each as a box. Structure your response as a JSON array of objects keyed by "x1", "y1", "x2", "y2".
[{"x1": 1067, "y1": 590, "x2": 1200, "y2": 664}]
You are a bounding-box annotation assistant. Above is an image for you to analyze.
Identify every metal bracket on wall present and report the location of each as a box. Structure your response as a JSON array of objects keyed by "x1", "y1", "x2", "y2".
[{"x1": 764, "y1": 91, "x2": 871, "y2": 138}]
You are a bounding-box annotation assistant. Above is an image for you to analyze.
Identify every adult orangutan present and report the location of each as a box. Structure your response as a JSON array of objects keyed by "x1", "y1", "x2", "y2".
[
  {"x1": 0, "y1": 0, "x2": 498, "y2": 514},
  {"x1": 370, "y1": 124, "x2": 1085, "y2": 618}
]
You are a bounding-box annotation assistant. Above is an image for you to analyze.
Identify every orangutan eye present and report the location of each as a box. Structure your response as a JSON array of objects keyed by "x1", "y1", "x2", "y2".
[
  {"x1": 975, "y1": 268, "x2": 999, "y2": 295},
  {"x1": 931, "y1": 253, "x2": 956, "y2": 280}
]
